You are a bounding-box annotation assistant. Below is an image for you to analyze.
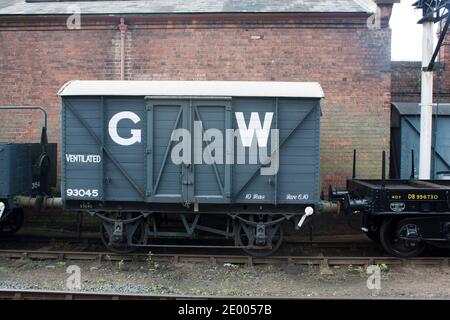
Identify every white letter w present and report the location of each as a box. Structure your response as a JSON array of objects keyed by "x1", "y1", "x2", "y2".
[{"x1": 235, "y1": 112, "x2": 273, "y2": 148}]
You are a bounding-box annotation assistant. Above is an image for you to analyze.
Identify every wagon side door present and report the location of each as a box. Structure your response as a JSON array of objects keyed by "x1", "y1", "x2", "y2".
[
  {"x1": 145, "y1": 99, "x2": 191, "y2": 204},
  {"x1": 192, "y1": 99, "x2": 232, "y2": 204}
]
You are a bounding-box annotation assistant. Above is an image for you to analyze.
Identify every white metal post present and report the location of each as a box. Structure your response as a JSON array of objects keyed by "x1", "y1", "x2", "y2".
[{"x1": 419, "y1": 21, "x2": 434, "y2": 180}]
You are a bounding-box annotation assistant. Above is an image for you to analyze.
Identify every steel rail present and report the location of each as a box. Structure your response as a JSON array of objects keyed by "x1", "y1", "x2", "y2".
[
  {"x1": 0, "y1": 249, "x2": 448, "y2": 267},
  {"x1": 0, "y1": 289, "x2": 245, "y2": 300},
  {"x1": 0, "y1": 234, "x2": 379, "y2": 250},
  {"x1": 3, "y1": 288, "x2": 449, "y2": 301}
]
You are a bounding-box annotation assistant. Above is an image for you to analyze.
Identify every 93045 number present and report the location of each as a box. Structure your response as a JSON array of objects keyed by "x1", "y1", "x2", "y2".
[{"x1": 66, "y1": 188, "x2": 99, "y2": 198}]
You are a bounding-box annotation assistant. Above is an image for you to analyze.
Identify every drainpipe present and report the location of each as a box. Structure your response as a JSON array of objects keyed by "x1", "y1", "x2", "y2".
[{"x1": 119, "y1": 17, "x2": 127, "y2": 80}]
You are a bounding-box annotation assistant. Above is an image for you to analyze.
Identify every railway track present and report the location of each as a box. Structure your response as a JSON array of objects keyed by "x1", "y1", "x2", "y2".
[
  {"x1": 2, "y1": 289, "x2": 443, "y2": 301},
  {"x1": 0, "y1": 233, "x2": 384, "y2": 256},
  {"x1": 0, "y1": 289, "x2": 192, "y2": 300},
  {"x1": 1, "y1": 250, "x2": 450, "y2": 301},
  {"x1": 0, "y1": 237, "x2": 376, "y2": 250},
  {"x1": 0, "y1": 289, "x2": 267, "y2": 300},
  {"x1": 0, "y1": 249, "x2": 449, "y2": 267}
]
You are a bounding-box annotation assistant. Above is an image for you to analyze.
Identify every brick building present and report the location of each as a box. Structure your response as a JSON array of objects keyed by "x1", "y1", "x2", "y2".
[
  {"x1": 0, "y1": 0, "x2": 398, "y2": 191},
  {"x1": 392, "y1": 32, "x2": 450, "y2": 103}
]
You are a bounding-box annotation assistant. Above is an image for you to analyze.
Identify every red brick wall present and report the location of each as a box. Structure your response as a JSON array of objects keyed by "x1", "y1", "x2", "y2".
[
  {"x1": 0, "y1": 14, "x2": 392, "y2": 191},
  {"x1": 391, "y1": 31, "x2": 450, "y2": 103},
  {"x1": 391, "y1": 61, "x2": 421, "y2": 102}
]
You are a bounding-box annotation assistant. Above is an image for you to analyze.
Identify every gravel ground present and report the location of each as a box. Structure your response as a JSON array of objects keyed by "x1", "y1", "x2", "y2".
[{"x1": 0, "y1": 257, "x2": 450, "y2": 298}]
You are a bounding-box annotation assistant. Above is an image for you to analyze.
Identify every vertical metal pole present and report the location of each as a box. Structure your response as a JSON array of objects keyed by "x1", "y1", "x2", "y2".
[
  {"x1": 119, "y1": 17, "x2": 127, "y2": 80},
  {"x1": 274, "y1": 97, "x2": 278, "y2": 205},
  {"x1": 419, "y1": 20, "x2": 434, "y2": 180}
]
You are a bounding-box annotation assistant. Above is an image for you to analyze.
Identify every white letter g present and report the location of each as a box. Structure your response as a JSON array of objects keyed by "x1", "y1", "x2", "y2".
[{"x1": 108, "y1": 111, "x2": 142, "y2": 146}]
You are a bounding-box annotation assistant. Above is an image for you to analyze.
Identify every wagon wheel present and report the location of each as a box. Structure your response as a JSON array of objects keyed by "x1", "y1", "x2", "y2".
[
  {"x1": 0, "y1": 209, "x2": 24, "y2": 234},
  {"x1": 235, "y1": 216, "x2": 284, "y2": 257},
  {"x1": 379, "y1": 217, "x2": 425, "y2": 258},
  {"x1": 100, "y1": 215, "x2": 146, "y2": 254}
]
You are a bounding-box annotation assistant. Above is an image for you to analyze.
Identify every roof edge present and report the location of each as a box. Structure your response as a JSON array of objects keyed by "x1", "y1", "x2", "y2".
[{"x1": 59, "y1": 80, "x2": 325, "y2": 99}]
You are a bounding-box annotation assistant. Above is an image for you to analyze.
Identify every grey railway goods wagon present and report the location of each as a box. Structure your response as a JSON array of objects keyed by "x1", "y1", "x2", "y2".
[
  {"x1": 0, "y1": 142, "x2": 57, "y2": 233},
  {"x1": 0, "y1": 143, "x2": 57, "y2": 208},
  {"x1": 391, "y1": 102, "x2": 450, "y2": 180},
  {"x1": 59, "y1": 81, "x2": 323, "y2": 255},
  {"x1": 0, "y1": 144, "x2": 32, "y2": 209}
]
